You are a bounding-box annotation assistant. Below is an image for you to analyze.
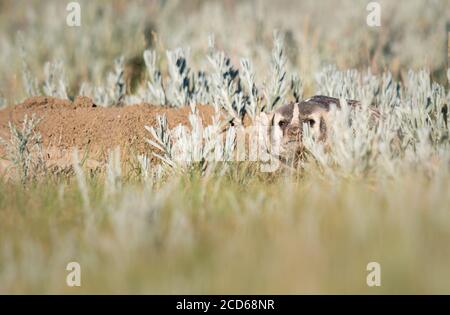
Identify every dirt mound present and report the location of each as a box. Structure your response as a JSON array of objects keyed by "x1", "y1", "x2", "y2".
[{"x1": 0, "y1": 96, "x2": 216, "y2": 174}]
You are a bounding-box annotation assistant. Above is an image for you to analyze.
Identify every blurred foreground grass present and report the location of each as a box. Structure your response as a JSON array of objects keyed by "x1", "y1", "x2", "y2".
[{"x1": 1, "y1": 166, "x2": 449, "y2": 294}]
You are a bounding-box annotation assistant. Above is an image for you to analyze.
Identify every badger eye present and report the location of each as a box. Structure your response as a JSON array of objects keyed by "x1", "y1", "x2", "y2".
[
  {"x1": 305, "y1": 119, "x2": 315, "y2": 127},
  {"x1": 278, "y1": 120, "x2": 288, "y2": 128}
]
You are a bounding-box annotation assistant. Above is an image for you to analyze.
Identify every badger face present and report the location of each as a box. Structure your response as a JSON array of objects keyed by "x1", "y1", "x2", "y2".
[
  {"x1": 271, "y1": 102, "x2": 329, "y2": 159},
  {"x1": 259, "y1": 96, "x2": 348, "y2": 163}
]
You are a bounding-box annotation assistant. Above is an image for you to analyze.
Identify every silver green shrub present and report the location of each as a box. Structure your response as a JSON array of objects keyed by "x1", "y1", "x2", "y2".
[
  {"x1": 146, "y1": 107, "x2": 236, "y2": 173},
  {"x1": 166, "y1": 48, "x2": 191, "y2": 107},
  {"x1": 43, "y1": 60, "x2": 68, "y2": 99},
  {"x1": 240, "y1": 58, "x2": 259, "y2": 120},
  {"x1": 142, "y1": 50, "x2": 166, "y2": 105},
  {"x1": 303, "y1": 69, "x2": 450, "y2": 179},
  {"x1": 92, "y1": 56, "x2": 126, "y2": 107},
  {"x1": 0, "y1": 115, "x2": 46, "y2": 183},
  {"x1": 207, "y1": 36, "x2": 244, "y2": 124},
  {"x1": 1, "y1": 1, "x2": 448, "y2": 105},
  {"x1": 18, "y1": 38, "x2": 39, "y2": 98},
  {"x1": 264, "y1": 31, "x2": 289, "y2": 112}
]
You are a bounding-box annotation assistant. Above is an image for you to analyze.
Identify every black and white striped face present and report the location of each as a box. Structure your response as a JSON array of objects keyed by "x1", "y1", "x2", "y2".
[
  {"x1": 259, "y1": 96, "x2": 344, "y2": 161},
  {"x1": 258, "y1": 96, "x2": 360, "y2": 162},
  {"x1": 271, "y1": 101, "x2": 329, "y2": 157}
]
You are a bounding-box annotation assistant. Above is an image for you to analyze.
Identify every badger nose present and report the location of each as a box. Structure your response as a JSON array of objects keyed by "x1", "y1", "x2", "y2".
[{"x1": 287, "y1": 126, "x2": 300, "y2": 137}]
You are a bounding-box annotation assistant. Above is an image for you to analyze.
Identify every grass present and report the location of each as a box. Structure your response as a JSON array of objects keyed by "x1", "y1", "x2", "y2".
[
  {"x1": 1, "y1": 0, "x2": 449, "y2": 104},
  {"x1": 0, "y1": 0, "x2": 449, "y2": 294},
  {"x1": 1, "y1": 166, "x2": 450, "y2": 294}
]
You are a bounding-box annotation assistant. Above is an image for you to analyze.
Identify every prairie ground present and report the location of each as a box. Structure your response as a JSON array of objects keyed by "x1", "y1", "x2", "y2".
[{"x1": 0, "y1": 0, "x2": 449, "y2": 294}]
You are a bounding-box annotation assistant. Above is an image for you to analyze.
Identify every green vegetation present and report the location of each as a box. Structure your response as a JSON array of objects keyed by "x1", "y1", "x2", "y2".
[
  {"x1": 1, "y1": 168, "x2": 450, "y2": 293},
  {"x1": 0, "y1": 0, "x2": 449, "y2": 293}
]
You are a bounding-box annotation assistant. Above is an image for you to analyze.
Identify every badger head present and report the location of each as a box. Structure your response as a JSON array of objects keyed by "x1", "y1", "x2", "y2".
[{"x1": 258, "y1": 96, "x2": 350, "y2": 163}]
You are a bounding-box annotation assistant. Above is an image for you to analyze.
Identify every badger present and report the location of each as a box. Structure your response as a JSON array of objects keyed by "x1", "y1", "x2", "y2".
[{"x1": 258, "y1": 95, "x2": 364, "y2": 165}]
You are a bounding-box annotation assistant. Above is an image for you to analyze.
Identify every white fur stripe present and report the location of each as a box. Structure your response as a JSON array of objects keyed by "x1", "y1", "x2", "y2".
[{"x1": 290, "y1": 104, "x2": 299, "y2": 124}]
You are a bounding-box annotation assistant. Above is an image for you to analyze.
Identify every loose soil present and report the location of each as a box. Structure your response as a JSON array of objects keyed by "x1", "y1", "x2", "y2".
[{"x1": 0, "y1": 96, "x2": 216, "y2": 175}]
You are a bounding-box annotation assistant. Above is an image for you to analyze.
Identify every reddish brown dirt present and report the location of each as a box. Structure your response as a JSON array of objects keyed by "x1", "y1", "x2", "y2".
[{"x1": 0, "y1": 96, "x2": 216, "y2": 173}]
